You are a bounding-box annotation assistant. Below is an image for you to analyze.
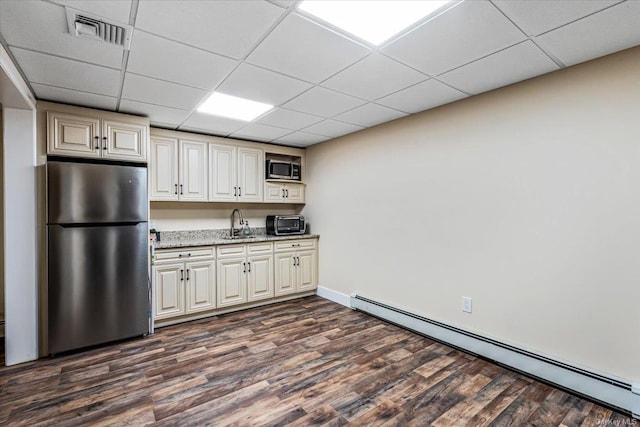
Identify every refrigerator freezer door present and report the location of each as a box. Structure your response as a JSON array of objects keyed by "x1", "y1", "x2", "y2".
[
  {"x1": 48, "y1": 223, "x2": 149, "y2": 354},
  {"x1": 48, "y1": 161, "x2": 148, "y2": 224}
]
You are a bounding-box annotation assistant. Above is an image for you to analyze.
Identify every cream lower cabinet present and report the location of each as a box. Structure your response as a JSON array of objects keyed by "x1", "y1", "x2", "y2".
[
  {"x1": 154, "y1": 247, "x2": 215, "y2": 321},
  {"x1": 265, "y1": 182, "x2": 305, "y2": 203},
  {"x1": 274, "y1": 239, "x2": 318, "y2": 296},
  {"x1": 217, "y1": 242, "x2": 273, "y2": 308}
]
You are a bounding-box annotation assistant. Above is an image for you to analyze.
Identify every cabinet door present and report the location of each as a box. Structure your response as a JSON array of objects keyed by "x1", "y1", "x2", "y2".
[
  {"x1": 296, "y1": 250, "x2": 317, "y2": 292},
  {"x1": 102, "y1": 119, "x2": 148, "y2": 162},
  {"x1": 247, "y1": 254, "x2": 273, "y2": 302},
  {"x1": 238, "y1": 147, "x2": 263, "y2": 202},
  {"x1": 285, "y1": 184, "x2": 305, "y2": 203},
  {"x1": 179, "y1": 140, "x2": 208, "y2": 201},
  {"x1": 150, "y1": 137, "x2": 179, "y2": 201},
  {"x1": 274, "y1": 252, "x2": 296, "y2": 296},
  {"x1": 154, "y1": 263, "x2": 185, "y2": 320},
  {"x1": 47, "y1": 112, "x2": 100, "y2": 158},
  {"x1": 209, "y1": 144, "x2": 237, "y2": 201},
  {"x1": 264, "y1": 182, "x2": 285, "y2": 203},
  {"x1": 185, "y1": 260, "x2": 216, "y2": 314},
  {"x1": 217, "y1": 257, "x2": 247, "y2": 307}
]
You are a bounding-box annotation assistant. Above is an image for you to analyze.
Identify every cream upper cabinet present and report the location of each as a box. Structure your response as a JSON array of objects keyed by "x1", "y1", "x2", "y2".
[
  {"x1": 150, "y1": 137, "x2": 179, "y2": 200},
  {"x1": 264, "y1": 182, "x2": 305, "y2": 203},
  {"x1": 180, "y1": 140, "x2": 208, "y2": 201},
  {"x1": 102, "y1": 119, "x2": 147, "y2": 162},
  {"x1": 47, "y1": 111, "x2": 148, "y2": 162},
  {"x1": 209, "y1": 145, "x2": 263, "y2": 202},
  {"x1": 150, "y1": 137, "x2": 208, "y2": 201},
  {"x1": 209, "y1": 144, "x2": 237, "y2": 201},
  {"x1": 238, "y1": 148, "x2": 263, "y2": 202}
]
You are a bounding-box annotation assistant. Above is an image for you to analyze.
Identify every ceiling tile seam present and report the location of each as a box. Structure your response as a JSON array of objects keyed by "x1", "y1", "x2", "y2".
[
  {"x1": 374, "y1": 50, "x2": 435, "y2": 79},
  {"x1": 528, "y1": 38, "x2": 566, "y2": 69},
  {"x1": 28, "y1": 82, "x2": 118, "y2": 100},
  {"x1": 119, "y1": 97, "x2": 192, "y2": 113},
  {"x1": 488, "y1": 0, "x2": 565, "y2": 68},
  {"x1": 433, "y1": 39, "x2": 534, "y2": 78},
  {"x1": 131, "y1": 29, "x2": 240, "y2": 63},
  {"x1": 0, "y1": 31, "x2": 37, "y2": 99},
  {"x1": 531, "y1": 0, "x2": 627, "y2": 38},
  {"x1": 291, "y1": 10, "x2": 374, "y2": 51},
  {"x1": 323, "y1": 101, "x2": 410, "y2": 127},
  {"x1": 293, "y1": 122, "x2": 339, "y2": 138},
  {"x1": 5, "y1": 44, "x2": 123, "y2": 72},
  {"x1": 365, "y1": 79, "x2": 456, "y2": 114},
  {"x1": 128, "y1": 0, "x2": 140, "y2": 26},
  {"x1": 115, "y1": 50, "x2": 130, "y2": 111},
  {"x1": 174, "y1": 2, "x2": 297, "y2": 132},
  {"x1": 123, "y1": 70, "x2": 221, "y2": 92},
  {"x1": 376, "y1": 0, "x2": 466, "y2": 50}
]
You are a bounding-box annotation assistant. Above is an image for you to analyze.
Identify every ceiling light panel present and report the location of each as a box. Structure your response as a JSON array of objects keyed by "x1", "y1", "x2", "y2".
[
  {"x1": 198, "y1": 92, "x2": 274, "y2": 121},
  {"x1": 298, "y1": 0, "x2": 452, "y2": 45}
]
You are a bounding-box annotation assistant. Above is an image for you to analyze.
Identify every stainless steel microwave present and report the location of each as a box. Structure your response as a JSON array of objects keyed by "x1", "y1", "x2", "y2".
[
  {"x1": 266, "y1": 215, "x2": 306, "y2": 235},
  {"x1": 266, "y1": 160, "x2": 301, "y2": 181}
]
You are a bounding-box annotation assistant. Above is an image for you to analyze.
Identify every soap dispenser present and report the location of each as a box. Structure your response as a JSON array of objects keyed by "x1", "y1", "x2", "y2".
[{"x1": 242, "y1": 221, "x2": 251, "y2": 236}]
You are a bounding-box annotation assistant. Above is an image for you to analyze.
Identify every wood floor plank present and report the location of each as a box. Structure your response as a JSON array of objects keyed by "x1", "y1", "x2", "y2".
[{"x1": 0, "y1": 296, "x2": 634, "y2": 426}]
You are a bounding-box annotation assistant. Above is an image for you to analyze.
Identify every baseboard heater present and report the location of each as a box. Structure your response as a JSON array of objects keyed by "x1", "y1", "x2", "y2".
[{"x1": 350, "y1": 294, "x2": 639, "y2": 419}]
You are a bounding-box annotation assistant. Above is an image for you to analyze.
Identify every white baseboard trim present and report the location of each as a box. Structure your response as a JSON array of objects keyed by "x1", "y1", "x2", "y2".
[
  {"x1": 351, "y1": 293, "x2": 639, "y2": 418},
  {"x1": 316, "y1": 286, "x2": 352, "y2": 308}
]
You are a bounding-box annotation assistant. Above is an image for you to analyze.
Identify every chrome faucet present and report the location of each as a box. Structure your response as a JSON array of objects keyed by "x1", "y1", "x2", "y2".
[{"x1": 230, "y1": 208, "x2": 244, "y2": 238}]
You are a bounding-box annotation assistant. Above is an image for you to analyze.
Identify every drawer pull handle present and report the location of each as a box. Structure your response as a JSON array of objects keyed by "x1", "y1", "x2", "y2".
[{"x1": 285, "y1": 189, "x2": 289, "y2": 198}]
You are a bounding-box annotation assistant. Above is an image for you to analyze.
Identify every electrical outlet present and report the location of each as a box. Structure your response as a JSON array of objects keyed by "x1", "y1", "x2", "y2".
[{"x1": 462, "y1": 296, "x2": 472, "y2": 313}]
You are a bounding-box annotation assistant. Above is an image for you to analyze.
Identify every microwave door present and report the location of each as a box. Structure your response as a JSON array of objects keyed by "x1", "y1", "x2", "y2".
[{"x1": 270, "y1": 161, "x2": 292, "y2": 179}]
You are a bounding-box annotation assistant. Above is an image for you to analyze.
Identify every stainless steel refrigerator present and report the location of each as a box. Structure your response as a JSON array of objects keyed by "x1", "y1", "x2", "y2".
[{"x1": 47, "y1": 160, "x2": 149, "y2": 354}]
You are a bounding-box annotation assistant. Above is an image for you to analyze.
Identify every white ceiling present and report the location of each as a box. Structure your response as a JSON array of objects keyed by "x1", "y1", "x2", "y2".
[{"x1": 1, "y1": 0, "x2": 639, "y2": 148}]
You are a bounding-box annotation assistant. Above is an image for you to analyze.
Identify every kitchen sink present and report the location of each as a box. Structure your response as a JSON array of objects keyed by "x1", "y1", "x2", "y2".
[{"x1": 221, "y1": 235, "x2": 257, "y2": 240}]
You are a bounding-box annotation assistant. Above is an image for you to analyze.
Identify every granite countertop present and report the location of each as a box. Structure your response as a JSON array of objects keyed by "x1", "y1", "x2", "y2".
[{"x1": 154, "y1": 228, "x2": 319, "y2": 249}]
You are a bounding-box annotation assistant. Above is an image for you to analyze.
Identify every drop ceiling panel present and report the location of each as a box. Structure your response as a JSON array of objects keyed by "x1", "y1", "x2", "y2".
[
  {"x1": 121, "y1": 73, "x2": 208, "y2": 111},
  {"x1": 439, "y1": 41, "x2": 559, "y2": 95},
  {"x1": 216, "y1": 63, "x2": 312, "y2": 106},
  {"x1": 302, "y1": 120, "x2": 364, "y2": 138},
  {"x1": 11, "y1": 48, "x2": 121, "y2": 96},
  {"x1": 535, "y1": 1, "x2": 640, "y2": 66},
  {"x1": 376, "y1": 79, "x2": 467, "y2": 114},
  {"x1": 231, "y1": 123, "x2": 293, "y2": 141},
  {"x1": 322, "y1": 53, "x2": 427, "y2": 101},
  {"x1": 382, "y1": 0, "x2": 526, "y2": 76},
  {"x1": 119, "y1": 99, "x2": 191, "y2": 126},
  {"x1": 255, "y1": 108, "x2": 323, "y2": 130},
  {"x1": 283, "y1": 86, "x2": 366, "y2": 118},
  {"x1": 181, "y1": 113, "x2": 246, "y2": 135},
  {"x1": 135, "y1": 0, "x2": 284, "y2": 59},
  {"x1": 127, "y1": 30, "x2": 237, "y2": 90},
  {"x1": 51, "y1": 0, "x2": 133, "y2": 24},
  {"x1": 31, "y1": 83, "x2": 117, "y2": 111},
  {"x1": 246, "y1": 13, "x2": 370, "y2": 83},
  {"x1": 275, "y1": 131, "x2": 329, "y2": 146},
  {"x1": 334, "y1": 103, "x2": 407, "y2": 128},
  {"x1": 0, "y1": 1, "x2": 123, "y2": 69},
  {"x1": 493, "y1": 0, "x2": 620, "y2": 36}
]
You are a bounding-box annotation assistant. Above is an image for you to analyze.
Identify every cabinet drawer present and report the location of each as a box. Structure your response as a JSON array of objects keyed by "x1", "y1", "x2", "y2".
[
  {"x1": 247, "y1": 242, "x2": 273, "y2": 254},
  {"x1": 155, "y1": 247, "x2": 214, "y2": 262},
  {"x1": 274, "y1": 239, "x2": 316, "y2": 252},
  {"x1": 217, "y1": 244, "x2": 246, "y2": 258}
]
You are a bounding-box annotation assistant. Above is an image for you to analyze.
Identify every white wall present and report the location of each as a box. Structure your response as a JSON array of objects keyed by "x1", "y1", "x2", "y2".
[
  {"x1": 3, "y1": 107, "x2": 38, "y2": 365},
  {"x1": 304, "y1": 46, "x2": 640, "y2": 384},
  {"x1": 151, "y1": 202, "x2": 303, "y2": 231}
]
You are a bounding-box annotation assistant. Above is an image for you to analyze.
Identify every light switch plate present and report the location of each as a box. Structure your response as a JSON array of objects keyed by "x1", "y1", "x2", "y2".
[{"x1": 462, "y1": 296, "x2": 472, "y2": 313}]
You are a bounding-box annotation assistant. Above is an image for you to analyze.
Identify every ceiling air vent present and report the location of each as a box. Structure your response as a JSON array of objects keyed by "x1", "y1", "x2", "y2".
[{"x1": 65, "y1": 7, "x2": 132, "y2": 50}]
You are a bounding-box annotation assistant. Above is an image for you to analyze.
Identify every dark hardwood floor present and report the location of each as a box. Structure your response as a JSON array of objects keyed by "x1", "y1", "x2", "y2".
[{"x1": 0, "y1": 296, "x2": 635, "y2": 426}]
